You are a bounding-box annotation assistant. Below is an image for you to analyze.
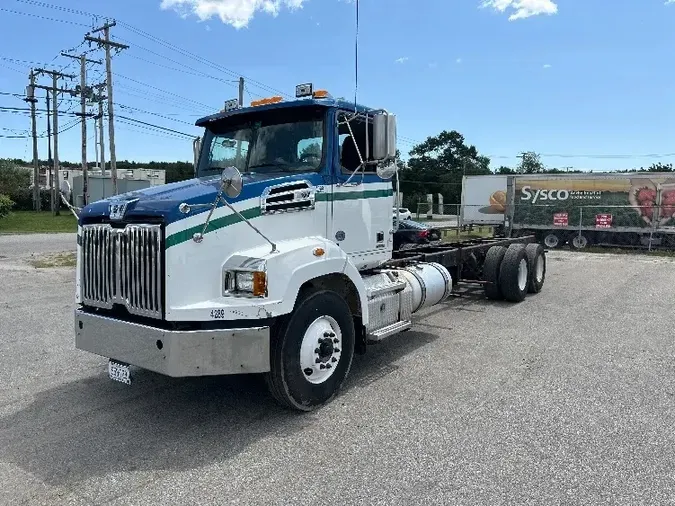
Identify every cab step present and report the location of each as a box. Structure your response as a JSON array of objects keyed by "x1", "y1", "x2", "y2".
[{"x1": 367, "y1": 320, "x2": 412, "y2": 343}]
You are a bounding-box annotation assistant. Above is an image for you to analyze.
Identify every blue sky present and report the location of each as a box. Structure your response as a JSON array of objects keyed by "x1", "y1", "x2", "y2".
[{"x1": 1, "y1": 0, "x2": 674, "y2": 171}]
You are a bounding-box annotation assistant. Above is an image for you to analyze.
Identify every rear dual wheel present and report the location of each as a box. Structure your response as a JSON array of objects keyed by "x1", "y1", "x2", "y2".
[{"x1": 483, "y1": 243, "x2": 546, "y2": 302}]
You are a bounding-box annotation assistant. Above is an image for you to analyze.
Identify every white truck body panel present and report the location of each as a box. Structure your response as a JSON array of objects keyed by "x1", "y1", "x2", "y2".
[{"x1": 461, "y1": 175, "x2": 508, "y2": 225}]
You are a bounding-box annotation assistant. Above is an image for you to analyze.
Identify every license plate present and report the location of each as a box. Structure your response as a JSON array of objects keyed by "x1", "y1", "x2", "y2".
[{"x1": 108, "y1": 360, "x2": 131, "y2": 385}]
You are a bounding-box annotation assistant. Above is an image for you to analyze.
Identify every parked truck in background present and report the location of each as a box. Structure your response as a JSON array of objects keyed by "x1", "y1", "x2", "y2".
[
  {"x1": 72, "y1": 84, "x2": 547, "y2": 412},
  {"x1": 461, "y1": 173, "x2": 675, "y2": 249}
]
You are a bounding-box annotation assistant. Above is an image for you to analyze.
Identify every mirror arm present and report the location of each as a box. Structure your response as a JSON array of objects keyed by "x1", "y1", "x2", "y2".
[
  {"x1": 59, "y1": 192, "x2": 81, "y2": 219},
  {"x1": 221, "y1": 198, "x2": 277, "y2": 253},
  {"x1": 192, "y1": 186, "x2": 225, "y2": 243}
]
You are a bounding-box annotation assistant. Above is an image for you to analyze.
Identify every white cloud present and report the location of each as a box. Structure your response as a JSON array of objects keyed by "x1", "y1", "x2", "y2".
[
  {"x1": 394, "y1": 57, "x2": 409, "y2": 64},
  {"x1": 160, "y1": 0, "x2": 306, "y2": 29},
  {"x1": 481, "y1": 0, "x2": 558, "y2": 20},
  {"x1": 543, "y1": 63, "x2": 551, "y2": 68}
]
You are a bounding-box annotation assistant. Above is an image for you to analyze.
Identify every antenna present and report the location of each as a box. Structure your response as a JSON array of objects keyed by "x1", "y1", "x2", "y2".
[{"x1": 354, "y1": 0, "x2": 360, "y2": 110}]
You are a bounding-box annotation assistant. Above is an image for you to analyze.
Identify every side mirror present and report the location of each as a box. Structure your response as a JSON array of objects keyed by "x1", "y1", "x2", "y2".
[
  {"x1": 221, "y1": 166, "x2": 243, "y2": 199},
  {"x1": 376, "y1": 162, "x2": 396, "y2": 180},
  {"x1": 372, "y1": 112, "x2": 397, "y2": 161},
  {"x1": 193, "y1": 136, "x2": 202, "y2": 173},
  {"x1": 59, "y1": 180, "x2": 72, "y2": 201}
]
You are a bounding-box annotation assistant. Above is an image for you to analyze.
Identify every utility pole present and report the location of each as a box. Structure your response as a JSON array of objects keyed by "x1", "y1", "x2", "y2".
[
  {"x1": 61, "y1": 52, "x2": 102, "y2": 206},
  {"x1": 238, "y1": 77, "x2": 244, "y2": 107},
  {"x1": 46, "y1": 93, "x2": 53, "y2": 212},
  {"x1": 93, "y1": 116, "x2": 99, "y2": 171},
  {"x1": 91, "y1": 83, "x2": 107, "y2": 178},
  {"x1": 34, "y1": 68, "x2": 75, "y2": 215},
  {"x1": 24, "y1": 71, "x2": 40, "y2": 211},
  {"x1": 86, "y1": 21, "x2": 128, "y2": 196}
]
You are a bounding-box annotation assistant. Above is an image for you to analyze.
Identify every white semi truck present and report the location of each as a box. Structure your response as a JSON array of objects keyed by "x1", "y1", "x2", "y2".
[{"x1": 74, "y1": 85, "x2": 547, "y2": 411}]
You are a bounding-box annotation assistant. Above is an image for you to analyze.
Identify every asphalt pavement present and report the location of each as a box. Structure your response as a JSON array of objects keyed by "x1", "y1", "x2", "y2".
[{"x1": 2, "y1": 239, "x2": 675, "y2": 505}]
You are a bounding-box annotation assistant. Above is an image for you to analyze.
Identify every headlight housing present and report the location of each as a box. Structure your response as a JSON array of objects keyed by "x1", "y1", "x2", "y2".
[{"x1": 223, "y1": 258, "x2": 267, "y2": 297}]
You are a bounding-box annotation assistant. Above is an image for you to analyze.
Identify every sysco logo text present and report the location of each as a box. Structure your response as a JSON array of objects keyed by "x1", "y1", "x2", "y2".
[{"x1": 520, "y1": 186, "x2": 570, "y2": 204}]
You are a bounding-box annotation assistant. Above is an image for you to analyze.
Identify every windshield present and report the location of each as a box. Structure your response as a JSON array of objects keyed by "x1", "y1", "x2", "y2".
[{"x1": 197, "y1": 107, "x2": 326, "y2": 177}]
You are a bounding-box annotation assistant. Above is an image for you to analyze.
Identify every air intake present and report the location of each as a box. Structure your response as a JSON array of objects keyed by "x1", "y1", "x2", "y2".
[{"x1": 261, "y1": 180, "x2": 316, "y2": 214}]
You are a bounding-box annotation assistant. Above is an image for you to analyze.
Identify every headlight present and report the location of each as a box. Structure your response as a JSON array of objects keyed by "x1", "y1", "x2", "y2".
[{"x1": 224, "y1": 270, "x2": 267, "y2": 297}]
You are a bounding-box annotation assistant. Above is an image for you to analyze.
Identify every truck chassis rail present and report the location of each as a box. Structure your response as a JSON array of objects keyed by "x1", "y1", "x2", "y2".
[{"x1": 388, "y1": 235, "x2": 537, "y2": 284}]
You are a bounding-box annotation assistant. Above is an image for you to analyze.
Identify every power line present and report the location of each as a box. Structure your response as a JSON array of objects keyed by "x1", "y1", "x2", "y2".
[
  {"x1": 10, "y1": 0, "x2": 292, "y2": 99},
  {"x1": 14, "y1": 0, "x2": 99, "y2": 18},
  {"x1": 116, "y1": 115, "x2": 195, "y2": 137},
  {"x1": 0, "y1": 7, "x2": 91, "y2": 26},
  {"x1": 115, "y1": 86, "x2": 209, "y2": 114},
  {"x1": 113, "y1": 102, "x2": 197, "y2": 126},
  {"x1": 0, "y1": 118, "x2": 79, "y2": 139},
  {"x1": 116, "y1": 121, "x2": 193, "y2": 141},
  {"x1": 115, "y1": 74, "x2": 215, "y2": 110},
  {"x1": 117, "y1": 22, "x2": 292, "y2": 99}
]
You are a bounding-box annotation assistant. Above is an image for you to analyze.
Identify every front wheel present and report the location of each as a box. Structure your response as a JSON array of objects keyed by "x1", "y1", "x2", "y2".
[{"x1": 265, "y1": 290, "x2": 355, "y2": 411}]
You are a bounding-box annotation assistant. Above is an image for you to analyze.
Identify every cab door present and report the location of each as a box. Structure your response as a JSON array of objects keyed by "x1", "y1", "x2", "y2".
[{"x1": 330, "y1": 110, "x2": 393, "y2": 270}]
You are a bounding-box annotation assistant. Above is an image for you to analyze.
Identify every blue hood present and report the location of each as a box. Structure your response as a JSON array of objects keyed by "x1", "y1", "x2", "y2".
[{"x1": 79, "y1": 171, "x2": 328, "y2": 226}]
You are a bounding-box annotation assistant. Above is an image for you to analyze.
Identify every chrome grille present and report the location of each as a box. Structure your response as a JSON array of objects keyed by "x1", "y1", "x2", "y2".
[{"x1": 80, "y1": 224, "x2": 163, "y2": 319}]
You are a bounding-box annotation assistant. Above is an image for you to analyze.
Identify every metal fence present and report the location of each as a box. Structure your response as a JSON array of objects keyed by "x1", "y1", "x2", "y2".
[
  {"x1": 414, "y1": 203, "x2": 461, "y2": 220},
  {"x1": 511, "y1": 203, "x2": 675, "y2": 250},
  {"x1": 437, "y1": 202, "x2": 675, "y2": 249}
]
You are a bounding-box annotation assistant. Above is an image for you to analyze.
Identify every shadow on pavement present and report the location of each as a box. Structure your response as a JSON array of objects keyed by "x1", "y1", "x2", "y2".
[{"x1": 0, "y1": 330, "x2": 438, "y2": 486}]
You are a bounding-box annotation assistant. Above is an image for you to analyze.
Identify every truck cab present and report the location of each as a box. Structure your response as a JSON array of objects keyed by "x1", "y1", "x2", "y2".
[{"x1": 74, "y1": 85, "x2": 454, "y2": 411}]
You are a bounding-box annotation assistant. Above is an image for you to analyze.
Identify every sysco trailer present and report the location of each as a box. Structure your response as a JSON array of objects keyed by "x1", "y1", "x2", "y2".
[
  {"x1": 461, "y1": 173, "x2": 675, "y2": 250},
  {"x1": 72, "y1": 85, "x2": 547, "y2": 411}
]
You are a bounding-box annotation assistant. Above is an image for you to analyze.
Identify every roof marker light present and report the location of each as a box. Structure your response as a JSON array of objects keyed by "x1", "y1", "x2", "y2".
[
  {"x1": 250, "y1": 96, "x2": 283, "y2": 107},
  {"x1": 313, "y1": 90, "x2": 331, "y2": 99}
]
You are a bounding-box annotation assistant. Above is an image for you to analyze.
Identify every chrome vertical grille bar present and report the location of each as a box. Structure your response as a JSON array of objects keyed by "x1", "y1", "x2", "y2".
[
  {"x1": 154, "y1": 230, "x2": 161, "y2": 312},
  {"x1": 80, "y1": 223, "x2": 163, "y2": 319}
]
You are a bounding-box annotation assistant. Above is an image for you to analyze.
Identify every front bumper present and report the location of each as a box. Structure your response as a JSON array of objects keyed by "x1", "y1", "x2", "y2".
[{"x1": 75, "y1": 310, "x2": 270, "y2": 377}]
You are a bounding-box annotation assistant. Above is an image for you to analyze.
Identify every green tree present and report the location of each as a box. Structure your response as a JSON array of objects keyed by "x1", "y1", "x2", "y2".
[
  {"x1": 299, "y1": 142, "x2": 322, "y2": 160},
  {"x1": 400, "y1": 130, "x2": 491, "y2": 206},
  {"x1": 495, "y1": 165, "x2": 515, "y2": 174},
  {"x1": 517, "y1": 151, "x2": 545, "y2": 174}
]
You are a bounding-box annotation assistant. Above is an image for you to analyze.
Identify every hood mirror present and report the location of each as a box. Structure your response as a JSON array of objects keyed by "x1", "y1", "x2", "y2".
[
  {"x1": 376, "y1": 162, "x2": 396, "y2": 180},
  {"x1": 221, "y1": 166, "x2": 243, "y2": 199}
]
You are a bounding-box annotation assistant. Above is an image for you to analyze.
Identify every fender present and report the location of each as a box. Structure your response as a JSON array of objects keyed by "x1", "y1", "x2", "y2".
[
  {"x1": 234, "y1": 236, "x2": 369, "y2": 324},
  {"x1": 169, "y1": 236, "x2": 369, "y2": 324}
]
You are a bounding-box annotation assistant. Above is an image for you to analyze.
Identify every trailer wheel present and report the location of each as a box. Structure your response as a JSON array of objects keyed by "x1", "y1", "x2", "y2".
[
  {"x1": 482, "y1": 245, "x2": 507, "y2": 300},
  {"x1": 543, "y1": 232, "x2": 562, "y2": 249},
  {"x1": 570, "y1": 233, "x2": 590, "y2": 250},
  {"x1": 525, "y1": 243, "x2": 546, "y2": 293},
  {"x1": 499, "y1": 244, "x2": 529, "y2": 302},
  {"x1": 265, "y1": 290, "x2": 355, "y2": 411}
]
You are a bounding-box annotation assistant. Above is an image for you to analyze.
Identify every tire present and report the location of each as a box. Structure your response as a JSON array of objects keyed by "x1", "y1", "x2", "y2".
[
  {"x1": 525, "y1": 243, "x2": 546, "y2": 294},
  {"x1": 543, "y1": 232, "x2": 561, "y2": 249},
  {"x1": 482, "y1": 245, "x2": 507, "y2": 300},
  {"x1": 265, "y1": 290, "x2": 355, "y2": 411},
  {"x1": 498, "y1": 244, "x2": 529, "y2": 302},
  {"x1": 570, "y1": 233, "x2": 589, "y2": 250}
]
